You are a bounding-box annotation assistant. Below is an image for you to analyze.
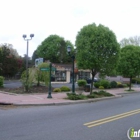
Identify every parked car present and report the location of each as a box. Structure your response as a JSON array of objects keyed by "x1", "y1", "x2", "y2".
[{"x1": 86, "y1": 78, "x2": 99, "y2": 84}]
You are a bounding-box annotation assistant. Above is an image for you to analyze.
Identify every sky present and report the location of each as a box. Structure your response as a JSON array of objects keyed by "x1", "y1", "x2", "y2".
[{"x1": 0, "y1": 0, "x2": 140, "y2": 57}]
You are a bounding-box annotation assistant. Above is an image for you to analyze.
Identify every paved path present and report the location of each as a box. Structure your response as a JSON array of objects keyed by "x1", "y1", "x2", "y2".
[{"x1": 0, "y1": 88, "x2": 140, "y2": 106}]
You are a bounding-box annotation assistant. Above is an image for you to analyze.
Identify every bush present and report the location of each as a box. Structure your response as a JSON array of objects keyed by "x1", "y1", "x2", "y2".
[
  {"x1": 99, "y1": 86, "x2": 104, "y2": 89},
  {"x1": 0, "y1": 76, "x2": 4, "y2": 87},
  {"x1": 123, "y1": 84, "x2": 128, "y2": 88},
  {"x1": 60, "y1": 86, "x2": 70, "y2": 91},
  {"x1": 110, "y1": 81, "x2": 117, "y2": 88},
  {"x1": 77, "y1": 79, "x2": 87, "y2": 87},
  {"x1": 100, "y1": 80, "x2": 110, "y2": 89},
  {"x1": 94, "y1": 82, "x2": 100, "y2": 88},
  {"x1": 117, "y1": 83, "x2": 124, "y2": 88},
  {"x1": 67, "y1": 93, "x2": 87, "y2": 100},
  {"x1": 53, "y1": 88, "x2": 61, "y2": 92},
  {"x1": 97, "y1": 90, "x2": 113, "y2": 96}
]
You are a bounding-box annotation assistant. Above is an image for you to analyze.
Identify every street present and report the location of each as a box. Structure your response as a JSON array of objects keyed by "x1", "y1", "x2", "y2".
[{"x1": 0, "y1": 93, "x2": 140, "y2": 140}]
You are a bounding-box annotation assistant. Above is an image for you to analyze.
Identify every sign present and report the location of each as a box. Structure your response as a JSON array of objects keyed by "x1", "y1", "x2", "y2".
[
  {"x1": 35, "y1": 58, "x2": 43, "y2": 67},
  {"x1": 40, "y1": 67, "x2": 56, "y2": 71}
]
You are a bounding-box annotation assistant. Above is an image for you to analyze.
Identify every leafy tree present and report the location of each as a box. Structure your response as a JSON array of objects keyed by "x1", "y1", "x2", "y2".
[
  {"x1": 36, "y1": 35, "x2": 74, "y2": 63},
  {"x1": 0, "y1": 44, "x2": 23, "y2": 77},
  {"x1": 120, "y1": 36, "x2": 140, "y2": 47},
  {"x1": 118, "y1": 45, "x2": 140, "y2": 90},
  {"x1": 75, "y1": 23, "x2": 120, "y2": 94}
]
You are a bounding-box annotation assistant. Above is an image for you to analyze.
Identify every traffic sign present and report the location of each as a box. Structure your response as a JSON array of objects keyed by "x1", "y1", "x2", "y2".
[{"x1": 40, "y1": 67, "x2": 56, "y2": 71}]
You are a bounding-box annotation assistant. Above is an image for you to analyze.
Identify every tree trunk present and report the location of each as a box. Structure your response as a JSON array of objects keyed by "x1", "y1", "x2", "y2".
[
  {"x1": 129, "y1": 76, "x2": 132, "y2": 90},
  {"x1": 90, "y1": 69, "x2": 96, "y2": 94}
]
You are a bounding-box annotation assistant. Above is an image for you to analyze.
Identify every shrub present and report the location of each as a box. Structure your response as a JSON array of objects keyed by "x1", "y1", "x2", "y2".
[
  {"x1": 97, "y1": 90, "x2": 113, "y2": 96},
  {"x1": 67, "y1": 93, "x2": 87, "y2": 100},
  {"x1": 123, "y1": 84, "x2": 128, "y2": 88},
  {"x1": 100, "y1": 80, "x2": 110, "y2": 89},
  {"x1": 99, "y1": 86, "x2": 104, "y2": 89},
  {"x1": 60, "y1": 86, "x2": 70, "y2": 91},
  {"x1": 53, "y1": 88, "x2": 61, "y2": 92},
  {"x1": 21, "y1": 68, "x2": 34, "y2": 92},
  {"x1": 77, "y1": 79, "x2": 87, "y2": 87},
  {"x1": 94, "y1": 82, "x2": 100, "y2": 88},
  {"x1": 0, "y1": 76, "x2": 4, "y2": 87},
  {"x1": 87, "y1": 93, "x2": 96, "y2": 98},
  {"x1": 110, "y1": 81, "x2": 117, "y2": 88},
  {"x1": 117, "y1": 83, "x2": 124, "y2": 88}
]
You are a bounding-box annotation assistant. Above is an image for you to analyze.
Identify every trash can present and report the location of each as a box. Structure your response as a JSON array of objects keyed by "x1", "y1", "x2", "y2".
[{"x1": 84, "y1": 85, "x2": 90, "y2": 92}]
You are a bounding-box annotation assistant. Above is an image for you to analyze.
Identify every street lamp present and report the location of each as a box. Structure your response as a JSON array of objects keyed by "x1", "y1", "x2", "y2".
[
  {"x1": 67, "y1": 45, "x2": 75, "y2": 93},
  {"x1": 22, "y1": 34, "x2": 34, "y2": 91}
]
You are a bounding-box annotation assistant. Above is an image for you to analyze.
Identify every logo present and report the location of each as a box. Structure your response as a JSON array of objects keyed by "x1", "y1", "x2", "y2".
[{"x1": 127, "y1": 127, "x2": 140, "y2": 139}]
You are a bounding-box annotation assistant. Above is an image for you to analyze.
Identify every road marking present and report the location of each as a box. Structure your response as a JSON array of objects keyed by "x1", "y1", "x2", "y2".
[{"x1": 84, "y1": 109, "x2": 140, "y2": 128}]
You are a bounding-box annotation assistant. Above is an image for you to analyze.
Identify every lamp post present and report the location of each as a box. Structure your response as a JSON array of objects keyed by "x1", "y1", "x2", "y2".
[
  {"x1": 48, "y1": 62, "x2": 52, "y2": 98},
  {"x1": 22, "y1": 34, "x2": 34, "y2": 91},
  {"x1": 67, "y1": 45, "x2": 75, "y2": 93}
]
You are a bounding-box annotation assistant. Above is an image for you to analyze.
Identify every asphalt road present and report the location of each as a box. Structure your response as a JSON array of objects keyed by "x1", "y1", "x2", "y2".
[{"x1": 1, "y1": 93, "x2": 140, "y2": 140}]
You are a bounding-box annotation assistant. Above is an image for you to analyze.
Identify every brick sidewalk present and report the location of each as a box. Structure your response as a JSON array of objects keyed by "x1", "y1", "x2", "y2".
[{"x1": 0, "y1": 87, "x2": 140, "y2": 106}]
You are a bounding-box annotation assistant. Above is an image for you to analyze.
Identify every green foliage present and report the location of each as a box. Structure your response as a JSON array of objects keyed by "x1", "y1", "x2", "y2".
[
  {"x1": 53, "y1": 88, "x2": 61, "y2": 92},
  {"x1": 110, "y1": 81, "x2": 117, "y2": 88},
  {"x1": 87, "y1": 90, "x2": 113, "y2": 98},
  {"x1": 36, "y1": 35, "x2": 74, "y2": 63},
  {"x1": 96, "y1": 90, "x2": 113, "y2": 96},
  {"x1": 0, "y1": 76, "x2": 4, "y2": 87},
  {"x1": 117, "y1": 83, "x2": 124, "y2": 88},
  {"x1": 99, "y1": 86, "x2": 104, "y2": 89},
  {"x1": 67, "y1": 93, "x2": 87, "y2": 100},
  {"x1": 118, "y1": 45, "x2": 140, "y2": 90},
  {"x1": 77, "y1": 79, "x2": 87, "y2": 87},
  {"x1": 94, "y1": 82, "x2": 100, "y2": 88},
  {"x1": 0, "y1": 44, "x2": 23, "y2": 77},
  {"x1": 75, "y1": 23, "x2": 120, "y2": 94},
  {"x1": 122, "y1": 84, "x2": 128, "y2": 88},
  {"x1": 132, "y1": 78, "x2": 140, "y2": 84},
  {"x1": 37, "y1": 62, "x2": 50, "y2": 86},
  {"x1": 100, "y1": 80, "x2": 110, "y2": 89},
  {"x1": 60, "y1": 86, "x2": 70, "y2": 91},
  {"x1": 21, "y1": 68, "x2": 35, "y2": 92}
]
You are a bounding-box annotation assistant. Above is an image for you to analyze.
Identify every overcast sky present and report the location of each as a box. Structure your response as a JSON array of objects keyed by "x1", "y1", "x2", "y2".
[{"x1": 0, "y1": 0, "x2": 140, "y2": 57}]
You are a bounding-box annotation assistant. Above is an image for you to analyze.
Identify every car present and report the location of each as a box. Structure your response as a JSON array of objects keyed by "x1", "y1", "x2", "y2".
[{"x1": 86, "y1": 78, "x2": 99, "y2": 84}]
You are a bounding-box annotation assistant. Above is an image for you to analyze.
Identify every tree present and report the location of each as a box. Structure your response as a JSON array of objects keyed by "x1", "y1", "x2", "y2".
[
  {"x1": 120, "y1": 36, "x2": 140, "y2": 47},
  {"x1": 36, "y1": 35, "x2": 74, "y2": 63},
  {"x1": 75, "y1": 23, "x2": 120, "y2": 94},
  {"x1": 0, "y1": 44, "x2": 23, "y2": 77},
  {"x1": 118, "y1": 45, "x2": 140, "y2": 90}
]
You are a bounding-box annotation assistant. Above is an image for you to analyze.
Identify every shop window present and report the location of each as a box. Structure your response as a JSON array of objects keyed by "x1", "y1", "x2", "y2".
[
  {"x1": 55, "y1": 70, "x2": 66, "y2": 81},
  {"x1": 78, "y1": 71, "x2": 90, "y2": 80}
]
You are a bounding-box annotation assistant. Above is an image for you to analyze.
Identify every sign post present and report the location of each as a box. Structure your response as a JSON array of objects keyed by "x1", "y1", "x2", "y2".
[
  {"x1": 48, "y1": 63, "x2": 52, "y2": 98},
  {"x1": 40, "y1": 64, "x2": 56, "y2": 98}
]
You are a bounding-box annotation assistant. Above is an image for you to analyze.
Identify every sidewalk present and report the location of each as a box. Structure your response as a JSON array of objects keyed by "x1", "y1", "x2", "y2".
[{"x1": 0, "y1": 88, "x2": 140, "y2": 106}]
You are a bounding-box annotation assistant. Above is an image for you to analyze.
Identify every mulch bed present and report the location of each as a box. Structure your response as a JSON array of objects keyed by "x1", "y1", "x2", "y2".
[{"x1": 0, "y1": 85, "x2": 54, "y2": 94}]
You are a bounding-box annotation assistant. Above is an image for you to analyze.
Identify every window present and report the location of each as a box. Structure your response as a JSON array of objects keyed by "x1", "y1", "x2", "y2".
[
  {"x1": 55, "y1": 70, "x2": 66, "y2": 81},
  {"x1": 78, "y1": 71, "x2": 90, "y2": 80}
]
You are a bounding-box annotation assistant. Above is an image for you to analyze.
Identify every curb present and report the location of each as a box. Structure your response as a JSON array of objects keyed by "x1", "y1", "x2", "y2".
[{"x1": 11, "y1": 95, "x2": 122, "y2": 106}]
